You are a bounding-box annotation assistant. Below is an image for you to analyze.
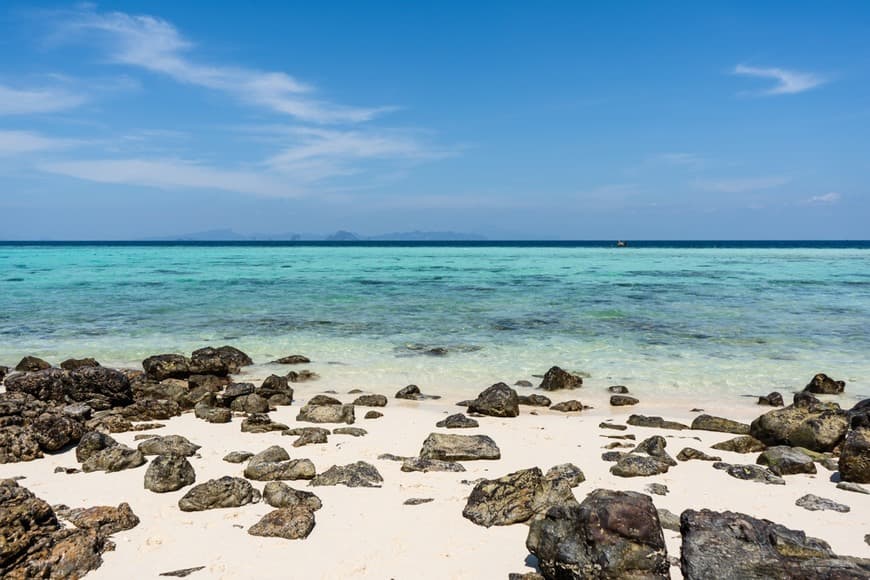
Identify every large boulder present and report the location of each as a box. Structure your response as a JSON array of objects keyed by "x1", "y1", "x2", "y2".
[
  {"x1": 178, "y1": 476, "x2": 260, "y2": 511},
  {"x1": 142, "y1": 354, "x2": 190, "y2": 381},
  {"x1": 749, "y1": 396, "x2": 849, "y2": 452},
  {"x1": 188, "y1": 347, "x2": 231, "y2": 376},
  {"x1": 144, "y1": 455, "x2": 196, "y2": 493},
  {"x1": 839, "y1": 427, "x2": 870, "y2": 483},
  {"x1": 804, "y1": 373, "x2": 845, "y2": 395},
  {"x1": 4, "y1": 368, "x2": 67, "y2": 403},
  {"x1": 526, "y1": 489, "x2": 669, "y2": 579},
  {"x1": 309, "y1": 461, "x2": 383, "y2": 488},
  {"x1": 67, "y1": 366, "x2": 133, "y2": 409},
  {"x1": 680, "y1": 509, "x2": 870, "y2": 579},
  {"x1": 212, "y1": 346, "x2": 252, "y2": 373},
  {"x1": 467, "y1": 383, "x2": 519, "y2": 418},
  {"x1": 248, "y1": 506, "x2": 316, "y2": 540},
  {"x1": 419, "y1": 433, "x2": 501, "y2": 461},
  {"x1": 539, "y1": 366, "x2": 583, "y2": 391}
]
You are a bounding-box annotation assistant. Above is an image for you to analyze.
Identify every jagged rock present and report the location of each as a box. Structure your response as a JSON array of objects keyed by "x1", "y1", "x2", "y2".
[
  {"x1": 0, "y1": 426, "x2": 43, "y2": 463},
  {"x1": 677, "y1": 447, "x2": 721, "y2": 462},
  {"x1": 711, "y1": 435, "x2": 766, "y2": 453},
  {"x1": 545, "y1": 463, "x2": 585, "y2": 487},
  {"x1": 286, "y1": 370, "x2": 319, "y2": 383},
  {"x1": 333, "y1": 427, "x2": 367, "y2": 437},
  {"x1": 539, "y1": 366, "x2": 583, "y2": 391},
  {"x1": 419, "y1": 433, "x2": 500, "y2": 461},
  {"x1": 137, "y1": 435, "x2": 200, "y2": 457},
  {"x1": 143, "y1": 354, "x2": 191, "y2": 381},
  {"x1": 31, "y1": 412, "x2": 84, "y2": 452},
  {"x1": 194, "y1": 403, "x2": 231, "y2": 424},
  {"x1": 645, "y1": 483, "x2": 669, "y2": 496},
  {"x1": 178, "y1": 476, "x2": 260, "y2": 511},
  {"x1": 248, "y1": 506, "x2": 315, "y2": 540},
  {"x1": 758, "y1": 392, "x2": 784, "y2": 407},
  {"x1": 14, "y1": 356, "x2": 51, "y2": 372},
  {"x1": 804, "y1": 373, "x2": 846, "y2": 395},
  {"x1": 144, "y1": 455, "x2": 196, "y2": 493},
  {"x1": 526, "y1": 488, "x2": 669, "y2": 579},
  {"x1": 65, "y1": 503, "x2": 139, "y2": 535},
  {"x1": 610, "y1": 395, "x2": 639, "y2": 406},
  {"x1": 395, "y1": 384, "x2": 440, "y2": 400},
  {"x1": 243, "y1": 446, "x2": 316, "y2": 481},
  {"x1": 691, "y1": 414, "x2": 750, "y2": 435},
  {"x1": 223, "y1": 451, "x2": 253, "y2": 464},
  {"x1": 839, "y1": 427, "x2": 870, "y2": 483},
  {"x1": 400, "y1": 457, "x2": 466, "y2": 472},
  {"x1": 83, "y1": 412, "x2": 134, "y2": 433},
  {"x1": 352, "y1": 394, "x2": 388, "y2": 407},
  {"x1": 273, "y1": 355, "x2": 310, "y2": 364},
  {"x1": 241, "y1": 413, "x2": 288, "y2": 434},
  {"x1": 283, "y1": 427, "x2": 329, "y2": 447},
  {"x1": 756, "y1": 446, "x2": 817, "y2": 476},
  {"x1": 81, "y1": 445, "x2": 146, "y2": 473},
  {"x1": 255, "y1": 375, "x2": 294, "y2": 406},
  {"x1": 551, "y1": 400, "x2": 585, "y2": 412},
  {"x1": 795, "y1": 494, "x2": 850, "y2": 513},
  {"x1": 467, "y1": 383, "x2": 519, "y2": 418},
  {"x1": 715, "y1": 462, "x2": 785, "y2": 485},
  {"x1": 60, "y1": 358, "x2": 100, "y2": 371},
  {"x1": 657, "y1": 508, "x2": 680, "y2": 532},
  {"x1": 121, "y1": 399, "x2": 181, "y2": 421},
  {"x1": 296, "y1": 403, "x2": 355, "y2": 425},
  {"x1": 76, "y1": 431, "x2": 117, "y2": 462},
  {"x1": 680, "y1": 509, "x2": 869, "y2": 579},
  {"x1": 518, "y1": 394, "x2": 551, "y2": 407},
  {"x1": 364, "y1": 410, "x2": 383, "y2": 419},
  {"x1": 436, "y1": 413, "x2": 479, "y2": 429},
  {"x1": 627, "y1": 414, "x2": 688, "y2": 430},
  {"x1": 310, "y1": 461, "x2": 383, "y2": 488},
  {"x1": 262, "y1": 482, "x2": 322, "y2": 510},
  {"x1": 750, "y1": 396, "x2": 849, "y2": 452}
]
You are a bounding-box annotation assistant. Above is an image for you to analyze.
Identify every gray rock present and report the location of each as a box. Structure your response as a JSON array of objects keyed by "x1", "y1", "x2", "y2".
[
  {"x1": 223, "y1": 451, "x2": 253, "y2": 464},
  {"x1": 222, "y1": 382, "x2": 255, "y2": 400},
  {"x1": 551, "y1": 400, "x2": 585, "y2": 412},
  {"x1": 750, "y1": 396, "x2": 849, "y2": 452},
  {"x1": 539, "y1": 366, "x2": 583, "y2": 391},
  {"x1": 837, "y1": 481, "x2": 869, "y2": 494},
  {"x1": 419, "y1": 433, "x2": 500, "y2": 461},
  {"x1": 544, "y1": 463, "x2": 585, "y2": 487},
  {"x1": 467, "y1": 383, "x2": 519, "y2": 418},
  {"x1": 296, "y1": 403, "x2": 355, "y2": 425},
  {"x1": 756, "y1": 446, "x2": 816, "y2": 476},
  {"x1": 352, "y1": 394, "x2": 388, "y2": 407},
  {"x1": 627, "y1": 414, "x2": 688, "y2": 430},
  {"x1": 75, "y1": 431, "x2": 118, "y2": 463},
  {"x1": 610, "y1": 395, "x2": 639, "y2": 406},
  {"x1": 81, "y1": 445, "x2": 146, "y2": 473},
  {"x1": 144, "y1": 455, "x2": 196, "y2": 493},
  {"x1": 608, "y1": 385, "x2": 629, "y2": 394},
  {"x1": 691, "y1": 414, "x2": 750, "y2": 435},
  {"x1": 404, "y1": 498, "x2": 434, "y2": 505},
  {"x1": 244, "y1": 446, "x2": 316, "y2": 481},
  {"x1": 332, "y1": 427, "x2": 367, "y2": 437},
  {"x1": 178, "y1": 476, "x2": 260, "y2": 511},
  {"x1": 400, "y1": 457, "x2": 466, "y2": 472},
  {"x1": 194, "y1": 404, "x2": 231, "y2": 424},
  {"x1": 795, "y1": 494, "x2": 850, "y2": 513},
  {"x1": 229, "y1": 393, "x2": 269, "y2": 414},
  {"x1": 241, "y1": 414, "x2": 288, "y2": 434},
  {"x1": 599, "y1": 422, "x2": 627, "y2": 431},
  {"x1": 248, "y1": 506, "x2": 315, "y2": 540},
  {"x1": 677, "y1": 447, "x2": 721, "y2": 462},
  {"x1": 711, "y1": 435, "x2": 766, "y2": 453},
  {"x1": 273, "y1": 355, "x2": 310, "y2": 364},
  {"x1": 717, "y1": 463, "x2": 785, "y2": 485},
  {"x1": 517, "y1": 394, "x2": 551, "y2": 407},
  {"x1": 657, "y1": 508, "x2": 680, "y2": 532},
  {"x1": 255, "y1": 375, "x2": 293, "y2": 406},
  {"x1": 310, "y1": 461, "x2": 383, "y2": 488},
  {"x1": 65, "y1": 502, "x2": 139, "y2": 535},
  {"x1": 262, "y1": 481, "x2": 322, "y2": 510},
  {"x1": 514, "y1": 380, "x2": 533, "y2": 387},
  {"x1": 610, "y1": 454, "x2": 672, "y2": 477},
  {"x1": 645, "y1": 483, "x2": 669, "y2": 496},
  {"x1": 364, "y1": 410, "x2": 383, "y2": 419},
  {"x1": 306, "y1": 394, "x2": 341, "y2": 406},
  {"x1": 462, "y1": 467, "x2": 576, "y2": 527},
  {"x1": 159, "y1": 567, "x2": 206, "y2": 578},
  {"x1": 436, "y1": 413, "x2": 479, "y2": 429},
  {"x1": 137, "y1": 435, "x2": 200, "y2": 457}
]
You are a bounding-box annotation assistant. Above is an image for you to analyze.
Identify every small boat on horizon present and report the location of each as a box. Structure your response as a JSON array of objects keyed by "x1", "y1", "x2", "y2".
[{"x1": 616, "y1": 240, "x2": 627, "y2": 247}]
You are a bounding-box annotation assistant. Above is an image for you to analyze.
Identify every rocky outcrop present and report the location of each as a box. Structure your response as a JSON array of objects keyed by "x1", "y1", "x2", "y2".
[
  {"x1": 395, "y1": 384, "x2": 440, "y2": 400},
  {"x1": 144, "y1": 455, "x2": 196, "y2": 493},
  {"x1": 352, "y1": 394, "x2": 388, "y2": 407},
  {"x1": 248, "y1": 506, "x2": 316, "y2": 540},
  {"x1": 680, "y1": 509, "x2": 869, "y2": 579},
  {"x1": 462, "y1": 467, "x2": 576, "y2": 527},
  {"x1": 178, "y1": 476, "x2": 261, "y2": 511},
  {"x1": 691, "y1": 414, "x2": 750, "y2": 435},
  {"x1": 627, "y1": 414, "x2": 689, "y2": 430},
  {"x1": 749, "y1": 395, "x2": 849, "y2": 452},
  {"x1": 804, "y1": 373, "x2": 846, "y2": 395},
  {"x1": 539, "y1": 366, "x2": 583, "y2": 391},
  {"x1": 436, "y1": 414, "x2": 479, "y2": 429},
  {"x1": 0, "y1": 426, "x2": 43, "y2": 463},
  {"x1": 756, "y1": 446, "x2": 816, "y2": 476},
  {"x1": 526, "y1": 489, "x2": 669, "y2": 579},
  {"x1": 839, "y1": 427, "x2": 870, "y2": 483},
  {"x1": 137, "y1": 435, "x2": 200, "y2": 457},
  {"x1": 419, "y1": 433, "x2": 501, "y2": 461},
  {"x1": 467, "y1": 383, "x2": 519, "y2": 418},
  {"x1": 4, "y1": 366, "x2": 132, "y2": 410},
  {"x1": 310, "y1": 461, "x2": 383, "y2": 488}
]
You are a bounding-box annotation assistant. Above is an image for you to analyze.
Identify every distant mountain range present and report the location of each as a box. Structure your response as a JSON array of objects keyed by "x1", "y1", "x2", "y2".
[{"x1": 142, "y1": 229, "x2": 487, "y2": 241}]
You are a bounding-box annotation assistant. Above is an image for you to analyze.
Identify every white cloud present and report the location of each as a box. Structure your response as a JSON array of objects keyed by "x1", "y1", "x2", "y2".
[
  {"x1": 733, "y1": 65, "x2": 824, "y2": 95},
  {"x1": 0, "y1": 130, "x2": 78, "y2": 155},
  {"x1": 801, "y1": 191, "x2": 842, "y2": 205},
  {"x1": 41, "y1": 158, "x2": 296, "y2": 197},
  {"x1": 694, "y1": 176, "x2": 789, "y2": 193},
  {"x1": 58, "y1": 7, "x2": 387, "y2": 123},
  {"x1": 0, "y1": 83, "x2": 87, "y2": 115}
]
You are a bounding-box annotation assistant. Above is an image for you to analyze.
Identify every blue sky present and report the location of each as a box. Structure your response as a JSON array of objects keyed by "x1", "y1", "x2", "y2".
[{"x1": 0, "y1": 1, "x2": 868, "y2": 239}]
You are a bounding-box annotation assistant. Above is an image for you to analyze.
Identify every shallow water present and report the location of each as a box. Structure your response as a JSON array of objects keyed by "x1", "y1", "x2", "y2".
[{"x1": 1, "y1": 242, "x2": 868, "y2": 400}]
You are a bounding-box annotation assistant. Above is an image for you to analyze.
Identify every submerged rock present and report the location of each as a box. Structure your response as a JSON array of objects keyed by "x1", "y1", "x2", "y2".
[
  {"x1": 610, "y1": 395, "x2": 639, "y2": 406},
  {"x1": 539, "y1": 366, "x2": 583, "y2": 391},
  {"x1": 804, "y1": 373, "x2": 846, "y2": 395},
  {"x1": 248, "y1": 506, "x2": 315, "y2": 540},
  {"x1": 273, "y1": 355, "x2": 310, "y2": 364},
  {"x1": 178, "y1": 476, "x2": 260, "y2": 511},
  {"x1": 310, "y1": 461, "x2": 383, "y2": 488},
  {"x1": 419, "y1": 433, "x2": 501, "y2": 461},
  {"x1": 467, "y1": 383, "x2": 519, "y2": 418}
]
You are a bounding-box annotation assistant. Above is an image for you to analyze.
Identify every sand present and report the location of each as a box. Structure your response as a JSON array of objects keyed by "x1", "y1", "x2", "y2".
[{"x1": 3, "y1": 373, "x2": 869, "y2": 579}]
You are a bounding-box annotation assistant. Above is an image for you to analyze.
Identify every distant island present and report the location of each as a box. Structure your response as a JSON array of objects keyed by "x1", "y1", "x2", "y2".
[{"x1": 142, "y1": 229, "x2": 487, "y2": 242}]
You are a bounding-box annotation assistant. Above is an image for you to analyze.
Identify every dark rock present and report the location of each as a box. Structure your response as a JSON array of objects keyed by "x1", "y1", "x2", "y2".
[
  {"x1": 404, "y1": 498, "x2": 434, "y2": 505},
  {"x1": 395, "y1": 384, "x2": 440, "y2": 400},
  {"x1": 241, "y1": 413, "x2": 288, "y2": 434},
  {"x1": 121, "y1": 399, "x2": 181, "y2": 422},
  {"x1": 60, "y1": 358, "x2": 100, "y2": 371},
  {"x1": 0, "y1": 426, "x2": 43, "y2": 463},
  {"x1": 194, "y1": 403, "x2": 231, "y2": 424},
  {"x1": 286, "y1": 370, "x2": 319, "y2": 383},
  {"x1": 229, "y1": 393, "x2": 269, "y2": 414},
  {"x1": 758, "y1": 392, "x2": 784, "y2": 407},
  {"x1": 839, "y1": 427, "x2": 870, "y2": 483},
  {"x1": 76, "y1": 431, "x2": 117, "y2": 462},
  {"x1": 378, "y1": 453, "x2": 410, "y2": 462},
  {"x1": 691, "y1": 414, "x2": 750, "y2": 435},
  {"x1": 680, "y1": 509, "x2": 869, "y2": 579},
  {"x1": 364, "y1": 411, "x2": 383, "y2": 419},
  {"x1": 178, "y1": 476, "x2": 260, "y2": 511},
  {"x1": 717, "y1": 463, "x2": 785, "y2": 485},
  {"x1": 31, "y1": 412, "x2": 84, "y2": 452},
  {"x1": 332, "y1": 427, "x2": 367, "y2": 437},
  {"x1": 610, "y1": 395, "x2": 639, "y2": 406},
  {"x1": 65, "y1": 502, "x2": 139, "y2": 535},
  {"x1": 676, "y1": 448, "x2": 721, "y2": 462},
  {"x1": 159, "y1": 567, "x2": 206, "y2": 578},
  {"x1": 608, "y1": 385, "x2": 629, "y2": 394},
  {"x1": 221, "y1": 382, "x2": 255, "y2": 400},
  {"x1": 545, "y1": 463, "x2": 585, "y2": 487},
  {"x1": 262, "y1": 482, "x2": 322, "y2": 511},
  {"x1": 551, "y1": 400, "x2": 585, "y2": 412},
  {"x1": 514, "y1": 380, "x2": 533, "y2": 387},
  {"x1": 81, "y1": 445, "x2": 146, "y2": 473},
  {"x1": 436, "y1": 413, "x2": 479, "y2": 429},
  {"x1": 310, "y1": 461, "x2": 383, "y2": 488},
  {"x1": 756, "y1": 446, "x2": 817, "y2": 476},
  {"x1": 400, "y1": 457, "x2": 466, "y2": 472},
  {"x1": 804, "y1": 373, "x2": 846, "y2": 395},
  {"x1": 0, "y1": 365, "x2": 6, "y2": 383},
  {"x1": 539, "y1": 366, "x2": 583, "y2": 391},
  {"x1": 419, "y1": 433, "x2": 500, "y2": 461},
  {"x1": 467, "y1": 383, "x2": 519, "y2": 418},
  {"x1": 248, "y1": 506, "x2": 315, "y2": 540},
  {"x1": 645, "y1": 483, "x2": 669, "y2": 496},
  {"x1": 601, "y1": 451, "x2": 625, "y2": 462},
  {"x1": 14, "y1": 356, "x2": 51, "y2": 372},
  {"x1": 84, "y1": 412, "x2": 135, "y2": 433},
  {"x1": 188, "y1": 347, "x2": 229, "y2": 376},
  {"x1": 131, "y1": 379, "x2": 195, "y2": 410},
  {"x1": 352, "y1": 394, "x2": 388, "y2": 407},
  {"x1": 201, "y1": 345, "x2": 252, "y2": 374},
  {"x1": 296, "y1": 403, "x2": 355, "y2": 425},
  {"x1": 462, "y1": 467, "x2": 575, "y2": 527},
  {"x1": 144, "y1": 455, "x2": 196, "y2": 493},
  {"x1": 526, "y1": 488, "x2": 669, "y2": 579},
  {"x1": 255, "y1": 375, "x2": 294, "y2": 406},
  {"x1": 599, "y1": 422, "x2": 627, "y2": 431},
  {"x1": 307, "y1": 394, "x2": 341, "y2": 406},
  {"x1": 750, "y1": 398, "x2": 849, "y2": 452},
  {"x1": 627, "y1": 414, "x2": 688, "y2": 430},
  {"x1": 610, "y1": 454, "x2": 672, "y2": 477},
  {"x1": 273, "y1": 355, "x2": 310, "y2": 364},
  {"x1": 188, "y1": 373, "x2": 230, "y2": 392},
  {"x1": 518, "y1": 394, "x2": 551, "y2": 407},
  {"x1": 795, "y1": 494, "x2": 850, "y2": 513},
  {"x1": 347, "y1": 389, "x2": 364, "y2": 394},
  {"x1": 223, "y1": 451, "x2": 253, "y2": 464},
  {"x1": 244, "y1": 446, "x2": 316, "y2": 481},
  {"x1": 137, "y1": 435, "x2": 200, "y2": 457},
  {"x1": 283, "y1": 427, "x2": 330, "y2": 447},
  {"x1": 711, "y1": 435, "x2": 766, "y2": 453},
  {"x1": 143, "y1": 354, "x2": 191, "y2": 381}
]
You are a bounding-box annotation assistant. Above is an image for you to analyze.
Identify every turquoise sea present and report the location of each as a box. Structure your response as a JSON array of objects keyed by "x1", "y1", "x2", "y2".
[{"x1": 1, "y1": 242, "x2": 868, "y2": 401}]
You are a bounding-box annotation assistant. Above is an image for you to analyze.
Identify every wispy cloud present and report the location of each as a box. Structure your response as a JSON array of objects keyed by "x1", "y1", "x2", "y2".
[
  {"x1": 0, "y1": 83, "x2": 87, "y2": 115},
  {"x1": 55, "y1": 6, "x2": 388, "y2": 123},
  {"x1": 733, "y1": 64, "x2": 824, "y2": 96},
  {"x1": 0, "y1": 130, "x2": 79, "y2": 155},
  {"x1": 694, "y1": 176, "x2": 790, "y2": 193},
  {"x1": 801, "y1": 191, "x2": 842, "y2": 205}
]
